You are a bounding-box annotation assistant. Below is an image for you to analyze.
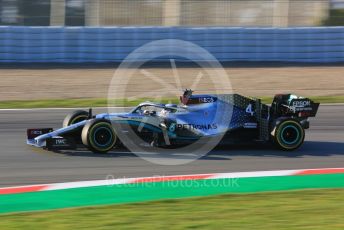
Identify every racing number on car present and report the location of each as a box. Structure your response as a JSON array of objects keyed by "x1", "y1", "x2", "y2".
[
  {"x1": 169, "y1": 123, "x2": 176, "y2": 132},
  {"x1": 246, "y1": 104, "x2": 254, "y2": 116}
]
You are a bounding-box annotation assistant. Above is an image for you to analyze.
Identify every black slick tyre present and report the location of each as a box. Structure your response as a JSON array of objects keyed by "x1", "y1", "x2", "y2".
[
  {"x1": 271, "y1": 119, "x2": 305, "y2": 151},
  {"x1": 63, "y1": 110, "x2": 89, "y2": 128},
  {"x1": 81, "y1": 119, "x2": 117, "y2": 154}
]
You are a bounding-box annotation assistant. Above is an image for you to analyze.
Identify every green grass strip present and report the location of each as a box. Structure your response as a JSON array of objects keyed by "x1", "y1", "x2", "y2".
[
  {"x1": 0, "y1": 95, "x2": 343, "y2": 109},
  {"x1": 0, "y1": 98, "x2": 179, "y2": 109},
  {"x1": 1, "y1": 188, "x2": 344, "y2": 229},
  {"x1": 1, "y1": 173, "x2": 344, "y2": 214}
]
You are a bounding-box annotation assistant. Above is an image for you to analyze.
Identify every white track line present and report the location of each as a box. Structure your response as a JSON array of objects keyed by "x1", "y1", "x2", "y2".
[{"x1": 0, "y1": 107, "x2": 129, "y2": 111}]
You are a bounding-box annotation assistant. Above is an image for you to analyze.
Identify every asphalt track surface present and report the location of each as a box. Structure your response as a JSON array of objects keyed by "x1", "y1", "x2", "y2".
[{"x1": 0, "y1": 105, "x2": 343, "y2": 187}]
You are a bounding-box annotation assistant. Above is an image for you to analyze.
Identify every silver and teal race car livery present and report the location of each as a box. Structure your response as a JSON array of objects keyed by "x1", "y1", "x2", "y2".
[{"x1": 27, "y1": 90, "x2": 319, "y2": 153}]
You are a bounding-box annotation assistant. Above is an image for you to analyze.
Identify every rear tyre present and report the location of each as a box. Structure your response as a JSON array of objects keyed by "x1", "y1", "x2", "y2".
[
  {"x1": 81, "y1": 119, "x2": 117, "y2": 154},
  {"x1": 63, "y1": 110, "x2": 89, "y2": 128},
  {"x1": 271, "y1": 119, "x2": 305, "y2": 151}
]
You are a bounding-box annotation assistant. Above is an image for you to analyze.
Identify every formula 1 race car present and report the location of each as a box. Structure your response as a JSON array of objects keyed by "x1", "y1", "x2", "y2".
[{"x1": 27, "y1": 90, "x2": 319, "y2": 153}]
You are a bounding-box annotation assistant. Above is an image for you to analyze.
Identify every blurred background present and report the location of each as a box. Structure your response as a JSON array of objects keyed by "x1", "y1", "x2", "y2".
[
  {"x1": 0, "y1": 0, "x2": 343, "y2": 102},
  {"x1": 0, "y1": 0, "x2": 343, "y2": 27}
]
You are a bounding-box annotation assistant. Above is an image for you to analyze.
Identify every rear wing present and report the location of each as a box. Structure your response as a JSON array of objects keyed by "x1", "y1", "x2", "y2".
[{"x1": 271, "y1": 94, "x2": 320, "y2": 118}]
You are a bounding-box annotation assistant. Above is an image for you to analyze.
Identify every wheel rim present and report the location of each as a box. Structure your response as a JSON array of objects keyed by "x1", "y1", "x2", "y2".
[
  {"x1": 280, "y1": 125, "x2": 300, "y2": 145},
  {"x1": 93, "y1": 127, "x2": 113, "y2": 147}
]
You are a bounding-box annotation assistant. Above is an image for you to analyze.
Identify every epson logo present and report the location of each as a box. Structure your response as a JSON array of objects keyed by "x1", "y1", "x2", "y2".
[{"x1": 293, "y1": 100, "x2": 311, "y2": 107}]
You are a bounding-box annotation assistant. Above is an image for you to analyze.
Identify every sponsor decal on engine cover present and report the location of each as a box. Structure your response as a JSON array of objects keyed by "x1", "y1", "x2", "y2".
[
  {"x1": 244, "y1": 122, "x2": 258, "y2": 128},
  {"x1": 198, "y1": 97, "x2": 216, "y2": 103},
  {"x1": 177, "y1": 123, "x2": 218, "y2": 130}
]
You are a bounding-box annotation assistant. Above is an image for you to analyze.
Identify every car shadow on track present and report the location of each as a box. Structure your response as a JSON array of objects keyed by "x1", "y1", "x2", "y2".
[
  {"x1": 208, "y1": 141, "x2": 344, "y2": 159},
  {"x1": 56, "y1": 141, "x2": 344, "y2": 160}
]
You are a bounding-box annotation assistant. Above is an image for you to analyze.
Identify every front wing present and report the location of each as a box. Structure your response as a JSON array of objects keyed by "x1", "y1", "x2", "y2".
[{"x1": 27, "y1": 121, "x2": 87, "y2": 148}]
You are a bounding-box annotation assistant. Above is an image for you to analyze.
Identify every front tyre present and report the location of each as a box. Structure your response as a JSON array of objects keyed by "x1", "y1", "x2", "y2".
[
  {"x1": 81, "y1": 119, "x2": 117, "y2": 154},
  {"x1": 271, "y1": 119, "x2": 305, "y2": 151},
  {"x1": 63, "y1": 110, "x2": 89, "y2": 128}
]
